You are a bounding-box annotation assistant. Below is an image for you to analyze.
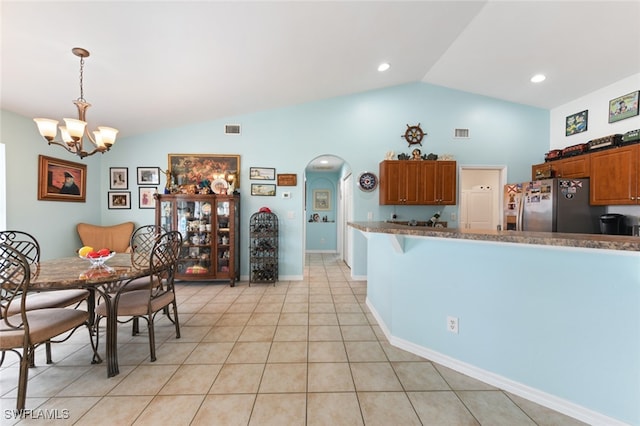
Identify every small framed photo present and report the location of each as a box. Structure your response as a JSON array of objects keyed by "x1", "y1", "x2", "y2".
[
  {"x1": 251, "y1": 183, "x2": 276, "y2": 196},
  {"x1": 138, "y1": 187, "x2": 157, "y2": 209},
  {"x1": 277, "y1": 173, "x2": 297, "y2": 186},
  {"x1": 609, "y1": 90, "x2": 639, "y2": 123},
  {"x1": 313, "y1": 189, "x2": 331, "y2": 211},
  {"x1": 110, "y1": 167, "x2": 128, "y2": 190},
  {"x1": 108, "y1": 191, "x2": 131, "y2": 209},
  {"x1": 250, "y1": 167, "x2": 276, "y2": 180},
  {"x1": 137, "y1": 167, "x2": 160, "y2": 185},
  {"x1": 565, "y1": 110, "x2": 588, "y2": 136}
]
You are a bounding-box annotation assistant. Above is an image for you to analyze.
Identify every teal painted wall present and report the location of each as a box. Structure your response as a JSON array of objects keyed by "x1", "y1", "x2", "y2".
[
  {"x1": 366, "y1": 233, "x2": 640, "y2": 424},
  {"x1": 2, "y1": 82, "x2": 549, "y2": 274}
]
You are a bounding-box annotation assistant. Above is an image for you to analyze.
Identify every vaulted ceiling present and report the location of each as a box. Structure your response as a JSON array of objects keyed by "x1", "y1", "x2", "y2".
[{"x1": 2, "y1": 1, "x2": 639, "y2": 142}]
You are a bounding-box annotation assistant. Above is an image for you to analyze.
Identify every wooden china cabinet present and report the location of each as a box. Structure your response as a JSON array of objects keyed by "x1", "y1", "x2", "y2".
[{"x1": 155, "y1": 193, "x2": 240, "y2": 286}]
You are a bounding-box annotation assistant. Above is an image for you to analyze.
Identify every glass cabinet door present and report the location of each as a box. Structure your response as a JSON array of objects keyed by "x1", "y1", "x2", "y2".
[
  {"x1": 159, "y1": 200, "x2": 174, "y2": 232},
  {"x1": 177, "y1": 199, "x2": 213, "y2": 276},
  {"x1": 215, "y1": 199, "x2": 231, "y2": 275}
]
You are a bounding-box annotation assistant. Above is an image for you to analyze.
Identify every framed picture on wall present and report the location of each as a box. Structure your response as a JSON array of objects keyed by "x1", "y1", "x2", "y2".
[
  {"x1": 137, "y1": 167, "x2": 160, "y2": 185},
  {"x1": 108, "y1": 191, "x2": 131, "y2": 209},
  {"x1": 250, "y1": 167, "x2": 275, "y2": 180},
  {"x1": 565, "y1": 110, "x2": 588, "y2": 136},
  {"x1": 110, "y1": 167, "x2": 128, "y2": 190},
  {"x1": 251, "y1": 183, "x2": 276, "y2": 196},
  {"x1": 313, "y1": 189, "x2": 331, "y2": 211},
  {"x1": 168, "y1": 154, "x2": 240, "y2": 188},
  {"x1": 37, "y1": 155, "x2": 86, "y2": 202},
  {"x1": 138, "y1": 187, "x2": 157, "y2": 209},
  {"x1": 608, "y1": 90, "x2": 639, "y2": 123}
]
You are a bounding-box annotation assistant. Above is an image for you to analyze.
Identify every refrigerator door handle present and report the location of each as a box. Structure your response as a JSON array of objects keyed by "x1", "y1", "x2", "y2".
[{"x1": 517, "y1": 193, "x2": 524, "y2": 231}]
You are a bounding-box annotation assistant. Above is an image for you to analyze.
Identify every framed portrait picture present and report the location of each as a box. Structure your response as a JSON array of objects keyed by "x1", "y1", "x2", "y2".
[
  {"x1": 110, "y1": 167, "x2": 128, "y2": 190},
  {"x1": 277, "y1": 173, "x2": 297, "y2": 186},
  {"x1": 137, "y1": 167, "x2": 160, "y2": 185},
  {"x1": 250, "y1": 167, "x2": 275, "y2": 180},
  {"x1": 313, "y1": 189, "x2": 331, "y2": 211},
  {"x1": 251, "y1": 183, "x2": 276, "y2": 196},
  {"x1": 138, "y1": 187, "x2": 157, "y2": 209},
  {"x1": 608, "y1": 91, "x2": 639, "y2": 123},
  {"x1": 169, "y1": 154, "x2": 240, "y2": 188},
  {"x1": 37, "y1": 155, "x2": 86, "y2": 202},
  {"x1": 565, "y1": 110, "x2": 588, "y2": 136},
  {"x1": 108, "y1": 191, "x2": 131, "y2": 209}
]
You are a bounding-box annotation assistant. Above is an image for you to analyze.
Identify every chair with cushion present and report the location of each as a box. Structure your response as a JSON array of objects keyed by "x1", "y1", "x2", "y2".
[
  {"x1": 76, "y1": 222, "x2": 135, "y2": 253},
  {"x1": 95, "y1": 230, "x2": 182, "y2": 362},
  {"x1": 0, "y1": 230, "x2": 90, "y2": 364},
  {"x1": 0, "y1": 243, "x2": 99, "y2": 411},
  {"x1": 126, "y1": 225, "x2": 165, "y2": 334}
]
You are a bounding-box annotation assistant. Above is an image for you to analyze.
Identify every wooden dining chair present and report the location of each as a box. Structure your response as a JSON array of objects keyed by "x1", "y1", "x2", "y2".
[
  {"x1": 0, "y1": 243, "x2": 100, "y2": 411},
  {"x1": 95, "y1": 230, "x2": 182, "y2": 362},
  {"x1": 0, "y1": 230, "x2": 90, "y2": 364}
]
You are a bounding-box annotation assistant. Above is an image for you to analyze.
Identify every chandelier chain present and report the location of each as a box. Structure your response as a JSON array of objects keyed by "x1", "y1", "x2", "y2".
[{"x1": 78, "y1": 56, "x2": 85, "y2": 102}]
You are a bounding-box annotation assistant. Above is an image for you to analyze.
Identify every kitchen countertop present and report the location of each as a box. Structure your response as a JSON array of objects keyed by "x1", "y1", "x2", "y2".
[{"x1": 348, "y1": 221, "x2": 640, "y2": 252}]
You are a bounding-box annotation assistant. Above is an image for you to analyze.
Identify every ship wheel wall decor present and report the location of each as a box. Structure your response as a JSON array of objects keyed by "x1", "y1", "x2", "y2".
[{"x1": 402, "y1": 123, "x2": 426, "y2": 146}]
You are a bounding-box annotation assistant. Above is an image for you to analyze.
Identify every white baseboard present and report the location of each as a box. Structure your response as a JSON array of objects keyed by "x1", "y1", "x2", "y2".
[{"x1": 366, "y1": 298, "x2": 630, "y2": 426}]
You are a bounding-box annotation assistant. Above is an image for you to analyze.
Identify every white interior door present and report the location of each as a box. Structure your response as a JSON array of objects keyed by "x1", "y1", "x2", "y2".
[
  {"x1": 461, "y1": 189, "x2": 494, "y2": 230},
  {"x1": 342, "y1": 174, "x2": 353, "y2": 267}
]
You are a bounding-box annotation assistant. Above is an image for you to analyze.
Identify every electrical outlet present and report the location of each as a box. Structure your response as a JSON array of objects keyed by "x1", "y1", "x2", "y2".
[
  {"x1": 450, "y1": 212, "x2": 457, "y2": 221},
  {"x1": 447, "y1": 316, "x2": 459, "y2": 334},
  {"x1": 367, "y1": 212, "x2": 373, "y2": 220}
]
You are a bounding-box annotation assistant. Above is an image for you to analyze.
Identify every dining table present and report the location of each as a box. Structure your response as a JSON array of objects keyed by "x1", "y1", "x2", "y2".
[{"x1": 30, "y1": 253, "x2": 151, "y2": 377}]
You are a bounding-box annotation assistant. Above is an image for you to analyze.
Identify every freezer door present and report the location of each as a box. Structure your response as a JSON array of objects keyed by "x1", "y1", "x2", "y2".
[
  {"x1": 555, "y1": 179, "x2": 605, "y2": 233},
  {"x1": 521, "y1": 179, "x2": 555, "y2": 232}
]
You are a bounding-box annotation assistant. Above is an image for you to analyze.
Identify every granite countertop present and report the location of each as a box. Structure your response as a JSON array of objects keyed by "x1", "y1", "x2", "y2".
[{"x1": 348, "y1": 221, "x2": 640, "y2": 252}]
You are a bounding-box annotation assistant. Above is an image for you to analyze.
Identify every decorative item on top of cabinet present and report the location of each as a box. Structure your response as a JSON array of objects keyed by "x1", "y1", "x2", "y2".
[
  {"x1": 155, "y1": 193, "x2": 240, "y2": 286},
  {"x1": 249, "y1": 209, "x2": 278, "y2": 286}
]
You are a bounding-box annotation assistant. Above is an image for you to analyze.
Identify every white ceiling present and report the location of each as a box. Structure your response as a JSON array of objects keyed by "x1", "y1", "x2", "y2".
[{"x1": 2, "y1": 1, "x2": 639, "y2": 154}]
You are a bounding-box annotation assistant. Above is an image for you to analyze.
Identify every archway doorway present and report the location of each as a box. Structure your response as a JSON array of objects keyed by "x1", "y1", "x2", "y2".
[{"x1": 304, "y1": 155, "x2": 352, "y2": 266}]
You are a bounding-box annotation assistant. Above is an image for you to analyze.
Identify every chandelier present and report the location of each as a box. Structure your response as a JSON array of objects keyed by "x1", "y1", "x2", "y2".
[{"x1": 34, "y1": 48, "x2": 118, "y2": 159}]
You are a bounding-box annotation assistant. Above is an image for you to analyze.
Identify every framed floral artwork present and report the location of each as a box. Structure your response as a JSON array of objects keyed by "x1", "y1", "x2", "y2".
[{"x1": 168, "y1": 154, "x2": 240, "y2": 188}]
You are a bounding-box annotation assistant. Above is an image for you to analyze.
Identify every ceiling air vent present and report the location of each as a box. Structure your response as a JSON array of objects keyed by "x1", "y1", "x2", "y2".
[
  {"x1": 224, "y1": 124, "x2": 241, "y2": 135},
  {"x1": 454, "y1": 128, "x2": 470, "y2": 139}
]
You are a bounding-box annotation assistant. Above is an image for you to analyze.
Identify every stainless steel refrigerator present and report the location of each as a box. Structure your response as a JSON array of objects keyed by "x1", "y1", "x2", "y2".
[{"x1": 503, "y1": 178, "x2": 605, "y2": 233}]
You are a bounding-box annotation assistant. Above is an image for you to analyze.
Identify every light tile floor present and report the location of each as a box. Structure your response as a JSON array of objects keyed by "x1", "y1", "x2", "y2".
[{"x1": 1, "y1": 253, "x2": 587, "y2": 425}]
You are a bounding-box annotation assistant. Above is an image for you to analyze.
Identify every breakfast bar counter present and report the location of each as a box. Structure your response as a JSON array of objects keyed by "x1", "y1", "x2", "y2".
[
  {"x1": 349, "y1": 221, "x2": 639, "y2": 426},
  {"x1": 349, "y1": 221, "x2": 640, "y2": 252}
]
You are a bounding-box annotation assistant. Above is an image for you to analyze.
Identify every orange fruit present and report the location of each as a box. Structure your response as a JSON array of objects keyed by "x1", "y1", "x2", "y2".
[{"x1": 79, "y1": 246, "x2": 94, "y2": 257}]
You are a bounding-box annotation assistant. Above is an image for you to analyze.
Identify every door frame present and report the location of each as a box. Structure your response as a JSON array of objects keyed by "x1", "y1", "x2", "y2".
[{"x1": 458, "y1": 165, "x2": 507, "y2": 230}]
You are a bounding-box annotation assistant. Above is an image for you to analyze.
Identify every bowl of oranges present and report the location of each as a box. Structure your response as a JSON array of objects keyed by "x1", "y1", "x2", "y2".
[{"x1": 78, "y1": 246, "x2": 115, "y2": 267}]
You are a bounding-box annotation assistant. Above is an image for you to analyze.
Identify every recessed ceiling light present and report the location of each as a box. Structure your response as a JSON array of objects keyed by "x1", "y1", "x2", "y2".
[
  {"x1": 320, "y1": 160, "x2": 328, "y2": 164},
  {"x1": 530, "y1": 74, "x2": 546, "y2": 83},
  {"x1": 378, "y1": 63, "x2": 390, "y2": 72}
]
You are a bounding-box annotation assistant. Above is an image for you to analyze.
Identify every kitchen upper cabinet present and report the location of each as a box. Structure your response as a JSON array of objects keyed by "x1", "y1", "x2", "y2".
[
  {"x1": 532, "y1": 155, "x2": 591, "y2": 180},
  {"x1": 590, "y1": 145, "x2": 638, "y2": 205},
  {"x1": 379, "y1": 160, "x2": 457, "y2": 205},
  {"x1": 379, "y1": 160, "x2": 421, "y2": 204}
]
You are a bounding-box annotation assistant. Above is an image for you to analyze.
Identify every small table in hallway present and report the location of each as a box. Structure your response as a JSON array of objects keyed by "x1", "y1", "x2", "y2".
[{"x1": 30, "y1": 253, "x2": 151, "y2": 377}]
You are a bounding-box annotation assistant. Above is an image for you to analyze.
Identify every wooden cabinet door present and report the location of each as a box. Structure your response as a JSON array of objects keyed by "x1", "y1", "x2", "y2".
[
  {"x1": 590, "y1": 146, "x2": 638, "y2": 205},
  {"x1": 418, "y1": 161, "x2": 437, "y2": 204},
  {"x1": 436, "y1": 161, "x2": 457, "y2": 205},
  {"x1": 403, "y1": 161, "x2": 421, "y2": 204},
  {"x1": 532, "y1": 162, "x2": 554, "y2": 180},
  {"x1": 557, "y1": 155, "x2": 590, "y2": 178},
  {"x1": 379, "y1": 161, "x2": 403, "y2": 204}
]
